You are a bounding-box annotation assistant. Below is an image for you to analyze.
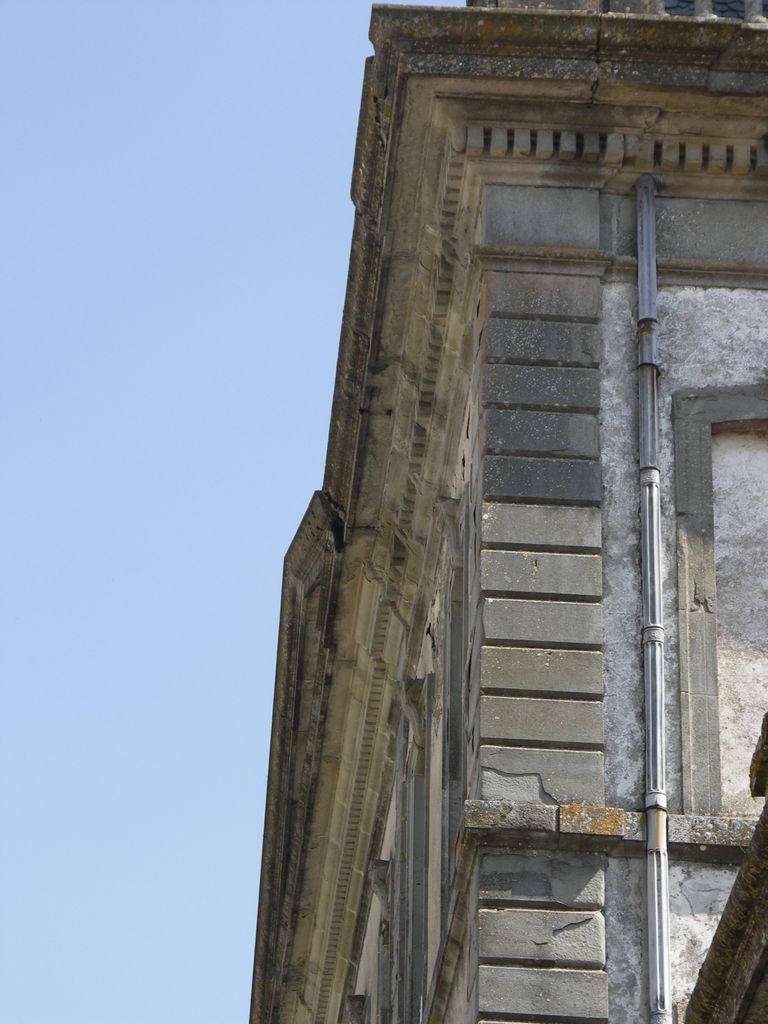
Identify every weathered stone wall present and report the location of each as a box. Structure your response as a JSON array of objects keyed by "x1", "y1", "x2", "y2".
[
  {"x1": 468, "y1": 239, "x2": 610, "y2": 1019},
  {"x1": 467, "y1": 201, "x2": 768, "y2": 1020},
  {"x1": 478, "y1": 848, "x2": 607, "y2": 1019},
  {"x1": 475, "y1": 269, "x2": 605, "y2": 813},
  {"x1": 669, "y1": 862, "x2": 737, "y2": 1008},
  {"x1": 601, "y1": 283, "x2": 768, "y2": 817}
]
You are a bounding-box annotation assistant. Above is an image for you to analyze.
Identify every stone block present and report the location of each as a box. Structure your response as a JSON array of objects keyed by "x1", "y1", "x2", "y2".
[
  {"x1": 536, "y1": 128, "x2": 555, "y2": 159},
  {"x1": 481, "y1": 549, "x2": 602, "y2": 598},
  {"x1": 484, "y1": 365, "x2": 600, "y2": 411},
  {"x1": 560, "y1": 131, "x2": 577, "y2": 160},
  {"x1": 480, "y1": 745, "x2": 605, "y2": 804},
  {"x1": 480, "y1": 646, "x2": 603, "y2": 696},
  {"x1": 490, "y1": 126, "x2": 508, "y2": 157},
  {"x1": 464, "y1": 799, "x2": 558, "y2": 833},
  {"x1": 598, "y1": 193, "x2": 634, "y2": 257},
  {"x1": 661, "y1": 140, "x2": 680, "y2": 172},
  {"x1": 479, "y1": 908, "x2": 605, "y2": 967},
  {"x1": 655, "y1": 198, "x2": 768, "y2": 266},
  {"x1": 480, "y1": 695, "x2": 604, "y2": 747},
  {"x1": 482, "y1": 502, "x2": 601, "y2": 551},
  {"x1": 733, "y1": 144, "x2": 751, "y2": 175},
  {"x1": 466, "y1": 124, "x2": 484, "y2": 156},
  {"x1": 478, "y1": 965, "x2": 608, "y2": 1019},
  {"x1": 605, "y1": 132, "x2": 624, "y2": 164},
  {"x1": 483, "y1": 271, "x2": 601, "y2": 321},
  {"x1": 560, "y1": 803, "x2": 628, "y2": 838},
  {"x1": 480, "y1": 849, "x2": 605, "y2": 907},
  {"x1": 667, "y1": 814, "x2": 756, "y2": 849},
  {"x1": 483, "y1": 318, "x2": 599, "y2": 367},
  {"x1": 707, "y1": 71, "x2": 768, "y2": 96},
  {"x1": 483, "y1": 456, "x2": 602, "y2": 504},
  {"x1": 483, "y1": 185, "x2": 600, "y2": 249},
  {"x1": 583, "y1": 133, "x2": 600, "y2": 162},
  {"x1": 485, "y1": 409, "x2": 599, "y2": 459},
  {"x1": 685, "y1": 142, "x2": 703, "y2": 172},
  {"x1": 512, "y1": 128, "x2": 532, "y2": 158},
  {"x1": 483, "y1": 597, "x2": 602, "y2": 646},
  {"x1": 708, "y1": 144, "x2": 727, "y2": 174}
]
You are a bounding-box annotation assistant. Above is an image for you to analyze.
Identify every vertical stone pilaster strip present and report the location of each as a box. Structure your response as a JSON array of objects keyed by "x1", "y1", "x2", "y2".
[{"x1": 471, "y1": 267, "x2": 608, "y2": 1023}]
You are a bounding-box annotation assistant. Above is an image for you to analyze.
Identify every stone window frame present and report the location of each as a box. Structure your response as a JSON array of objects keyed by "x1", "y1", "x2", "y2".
[{"x1": 673, "y1": 384, "x2": 768, "y2": 815}]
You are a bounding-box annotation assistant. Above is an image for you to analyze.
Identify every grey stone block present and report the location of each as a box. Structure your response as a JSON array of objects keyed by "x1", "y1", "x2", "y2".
[
  {"x1": 494, "y1": 0, "x2": 600, "y2": 7},
  {"x1": 479, "y1": 965, "x2": 608, "y2": 1019},
  {"x1": 480, "y1": 849, "x2": 605, "y2": 907},
  {"x1": 479, "y1": 908, "x2": 605, "y2": 967},
  {"x1": 483, "y1": 597, "x2": 602, "y2": 646},
  {"x1": 600, "y1": 194, "x2": 768, "y2": 267},
  {"x1": 480, "y1": 745, "x2": 605, "y2": 804},
  {"x1": 483, "y1": 318, "x2": 600, "y2": 367},
  {"x1": 656, "y1": 198, "x2": 768, "y2": 266},
  {"x1": 464, "y1": 799, "x2": 558, "y2": 833},
  {"x1": 483, "y1": 185, "x2": 600, "y2": 250},
  {"x1": 483, "y1": 271, "x2": 601, "y2": 321},
  {"x1": 481, "y1": 549, "x2": 602, "y2": 598},
  {"x1": 482, "y1": 502, "x2": 601, "y2": 551},
  {"x1": 480, "y1": 646, "x2": 603, "y2": 696},
  {"x1": 483, "y1": 456, "x2": 602, "y2": 504},
  {"x1": 485, "y1": 409, "x2": 599, "y2": 459},
  {"x1": 667, "y1": 814, "x2": 756, "y2": 850},
  {"x1": 484, "y1": 365, "x2": 600, "y2": 412},
  {"x1": 480, "y1": 695, "x2": 604, "y2": 747}
]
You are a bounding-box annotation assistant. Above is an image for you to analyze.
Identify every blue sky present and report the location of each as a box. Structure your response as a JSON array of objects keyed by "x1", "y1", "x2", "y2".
[{"x1": 0, "y1": 2, "x2": 462, "y2": 1022}]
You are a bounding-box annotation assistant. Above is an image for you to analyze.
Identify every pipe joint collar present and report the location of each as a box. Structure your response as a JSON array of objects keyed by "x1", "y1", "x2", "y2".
[
  {"x1": 640, "y1": 467, "x2": 661, "y2": 487},
  {"x1": 646, "y1": 792, "x2": 668, "y2": 812},
  {"x1": 643, "y1": 625, "x2": 665, "y2": 643},
  {"x1": 639, "y1": 329, "x2": 660, "y2": 368}
]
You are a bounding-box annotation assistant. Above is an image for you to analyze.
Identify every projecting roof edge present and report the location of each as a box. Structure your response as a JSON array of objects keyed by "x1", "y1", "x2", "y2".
[
  {"x1": 250, "y1": 491, "x2": 340, "y2": 1024},
  {"x1": 369, "y1": 4, "x2": 768, "y2": 68}
]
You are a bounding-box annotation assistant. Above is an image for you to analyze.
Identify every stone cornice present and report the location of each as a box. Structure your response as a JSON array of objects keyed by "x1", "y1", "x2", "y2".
[
  {"x1": 454, "y1": 123, "x2": 768, "y2": 178},
  {"x1": 250, "y1": 492, "x2": 340, "y2": 1024},
  {"x1": 370, "y1": 5, "x2": 768, "y2": 71},
  {"x1": 464, "y1": 799, "x2": 758, "y2": 860}
]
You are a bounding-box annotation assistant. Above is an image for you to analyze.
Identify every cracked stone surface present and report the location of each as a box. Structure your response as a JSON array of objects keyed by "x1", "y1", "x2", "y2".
[{"x1": 669, "y1": 862, "x2": 738, "y2": 1007}]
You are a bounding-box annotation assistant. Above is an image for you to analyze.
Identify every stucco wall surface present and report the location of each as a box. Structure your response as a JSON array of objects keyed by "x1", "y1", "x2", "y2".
[
  {"x1": 659, "y1": 287, "x2": 768, "y2": 815},
  {"x1": 601, "y1": 284, "x2": 768, "y2": 814},
  {"x1": 605, "y1": 855, "x2": 646, "y2": 1022},
  {"x1": 601, "y1": 283, "x2": 645, "y2": 809},
  {"x1": 669, "y1": 861, "x2": 738, "y2": 1008}
]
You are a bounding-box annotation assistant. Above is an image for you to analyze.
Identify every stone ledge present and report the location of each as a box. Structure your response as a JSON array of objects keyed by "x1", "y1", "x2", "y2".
[{"x1": 464, "y1": 799, "x2": 758, "y2": 854}]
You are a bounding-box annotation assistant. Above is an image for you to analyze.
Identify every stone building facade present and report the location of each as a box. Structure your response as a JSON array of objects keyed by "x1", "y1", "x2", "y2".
[{"x1": 251, "y1": 3, "x2": 768, "y2": 1023}]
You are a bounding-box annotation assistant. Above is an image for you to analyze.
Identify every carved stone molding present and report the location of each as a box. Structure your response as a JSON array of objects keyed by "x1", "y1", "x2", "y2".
[
  {"x1": 674, "y1": 385, "x2": 768, "y2": 815},
  {"x1": 453, "y1": 123, "x2": 768, "y2": 176}
]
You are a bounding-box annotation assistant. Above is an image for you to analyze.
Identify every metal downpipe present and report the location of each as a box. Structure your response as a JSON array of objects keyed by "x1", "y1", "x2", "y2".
[{"x1": 636, "y1": 174, "x2": 672, "y2": 1024}]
